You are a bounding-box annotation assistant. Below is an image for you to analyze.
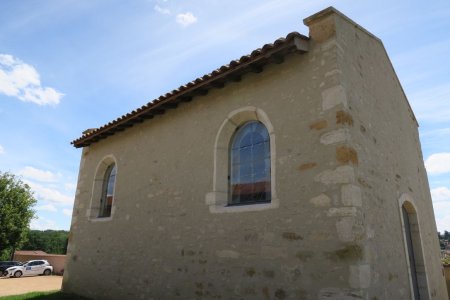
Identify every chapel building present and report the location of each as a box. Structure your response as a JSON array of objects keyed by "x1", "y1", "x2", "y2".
[{"x1": 63, "y1": 7, "x2": 447, "y2": 300}]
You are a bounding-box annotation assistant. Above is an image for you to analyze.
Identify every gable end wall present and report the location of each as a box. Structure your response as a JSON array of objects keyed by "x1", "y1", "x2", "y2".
[{"x1": 63, "y1": 8, "x2": 447, "y2": 300}]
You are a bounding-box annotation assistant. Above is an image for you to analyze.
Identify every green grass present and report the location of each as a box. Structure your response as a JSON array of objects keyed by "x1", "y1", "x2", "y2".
[{"x1": 0, "y1": 291, "x2": 91, "y2": 300}]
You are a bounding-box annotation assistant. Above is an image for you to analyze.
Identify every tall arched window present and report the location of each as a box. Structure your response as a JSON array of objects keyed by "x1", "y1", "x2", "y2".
[
  {"x1": 229, "y1": 121, "x2": 271, "y2": 205},
  {"x1": 99, "y1": 164, "x2": 116, "y2": 218},
  {"x1": 402, "y1": 205, "x2": 420, "y2": 299},
  {"x1": 400, "y1": 199, "x2": 429, "y2": 300}
]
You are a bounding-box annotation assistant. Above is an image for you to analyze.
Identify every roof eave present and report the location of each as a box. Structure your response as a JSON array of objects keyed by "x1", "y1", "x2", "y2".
[{"x1": 72, "y1": 33, "x2": 309, "y2": 148}]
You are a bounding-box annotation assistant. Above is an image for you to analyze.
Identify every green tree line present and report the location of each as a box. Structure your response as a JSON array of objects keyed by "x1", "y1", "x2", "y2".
[{"x1": 19, "y1": 230, "x2": 69, "y2": 255}]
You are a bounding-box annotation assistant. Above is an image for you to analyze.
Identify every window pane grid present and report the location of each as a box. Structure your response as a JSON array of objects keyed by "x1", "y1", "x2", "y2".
[
  {"x1": 99, "y1": 164, "x2": 116, "y2": 218},
  {"x1": 229, "y1": 121, "x2": 271, "y2": 205}
]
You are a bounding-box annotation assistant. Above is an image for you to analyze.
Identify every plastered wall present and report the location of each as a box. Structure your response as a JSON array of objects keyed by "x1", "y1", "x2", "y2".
[
  {"x1": 312, "y1": 8, "x2": 447, "y2": 300},
  {"x1": 63, "y1": 7, "x2": 447, "y2": 300}
]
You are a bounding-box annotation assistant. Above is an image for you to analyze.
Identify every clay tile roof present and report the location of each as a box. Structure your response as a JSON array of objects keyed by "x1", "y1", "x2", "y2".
[{"x1": 72, "y1": 31, "x2": 309, "y2": 148}]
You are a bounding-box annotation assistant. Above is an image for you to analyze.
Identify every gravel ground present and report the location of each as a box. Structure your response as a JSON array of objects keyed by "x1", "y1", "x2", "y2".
[{"x1": 0, "y1": 275, "x2": 62, "y2": 297}]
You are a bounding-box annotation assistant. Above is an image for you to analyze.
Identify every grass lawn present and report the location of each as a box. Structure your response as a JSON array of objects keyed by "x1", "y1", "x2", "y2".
[{"x1": 0, "y1": 291, "x2": 91, "y2": 300}]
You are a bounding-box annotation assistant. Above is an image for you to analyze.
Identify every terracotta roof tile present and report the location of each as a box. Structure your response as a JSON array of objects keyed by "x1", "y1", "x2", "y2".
[{"x1": 72, "y1": 31, "x2": 309, "y2": 148}]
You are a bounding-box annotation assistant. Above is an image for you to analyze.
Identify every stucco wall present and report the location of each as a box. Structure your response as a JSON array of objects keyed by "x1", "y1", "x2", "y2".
[
  {"x1": 63, "y1": 7, "x2": 446, "y2": 300},
  {"x1": 65, "y1": 47, "x2": 340, "y2": 300},
  {"x1": 330, "y1": 10, "x2": 447, "y2": 300}
]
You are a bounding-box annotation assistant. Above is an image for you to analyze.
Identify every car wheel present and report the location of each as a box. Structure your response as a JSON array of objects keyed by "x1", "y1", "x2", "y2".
[
  {"x1": 14, "y1": 271, "x2": 22, "y2": 278},
  {"x1": 43, "y1": 269, "x2": 51, "y2": 276}
]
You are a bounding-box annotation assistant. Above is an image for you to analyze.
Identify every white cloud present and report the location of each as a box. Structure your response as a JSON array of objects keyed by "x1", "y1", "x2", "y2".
[
  {"x1": 176, "y1": 12, "x2": 197, "y2": 27},
  {"x1": 36, "y1": 204, "x2": 57, "y2": 212},
  {"x1": 30, "y1": 216, "x2": 60, "y2": 230},
  {"x1": 62, "y1": 208, "x2": 73, "y2": 217},
  {"x1": 435, "y1": 213, "x2": 450, "y2": 233},
  {"x1": 154, "y1": 4, "x2": 170, "y2": 15},
  {"x1": 25, "y1": 180, "x2": 74, "y2": 205},
  {"x1": 0, "y1": 54, "x2": 63, "y2": 105},
  {"x1": 0, "y1": 144, "x2": 4, "y2": 155},
  {"x1": 425, "y1": 153, "x2": 450, "y2": 175},
  {"x1": 16, "y1": 167, "x2": 74, "y2": 206},
  {"x1": 431, "y1": 186, "x2": 450, "y2": 232},
  {"x1": 18, "y1": 166, "x2": 60, "y2": 182},
  {"x1": 431, "y1": 187, "x2": 450, "y2": 202}
]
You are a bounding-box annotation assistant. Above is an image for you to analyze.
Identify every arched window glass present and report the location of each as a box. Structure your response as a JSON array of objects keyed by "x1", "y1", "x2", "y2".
[
  {"x1": 99, "y1": 164, "x2": 116, "y2": 217},
  {"x1": 229, "y1": 121, "x2": 271, "y2": 205},
  {"x1": 401, "y1": 203, "x2": 429, "y2": 299}
]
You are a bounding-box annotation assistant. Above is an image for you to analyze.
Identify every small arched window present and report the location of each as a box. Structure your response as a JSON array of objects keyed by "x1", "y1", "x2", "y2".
[
  {"x1": 229, "y1": 121, "x2": 271, "y2": 205},
  {"x1": 99, "y1": 164, "x2": 116, "y2": 218}
]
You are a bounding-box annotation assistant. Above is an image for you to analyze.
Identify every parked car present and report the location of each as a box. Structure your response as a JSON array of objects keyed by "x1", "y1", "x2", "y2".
[
  {"x1": 0, "y1": 261, "x2": 22, "y2": 276},
  {"x1": 5, "y1": 260, "x2": 53, "y2": 278}
]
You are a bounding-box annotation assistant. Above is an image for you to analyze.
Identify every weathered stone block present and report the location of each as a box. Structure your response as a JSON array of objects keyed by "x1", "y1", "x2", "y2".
[
  {"x1": 314, "y1": 166, "x2": 355, "y2": 185},
  {"x1": 341, "y1": 184, "x2": 362, "y2": 207},
  {"x1": 310, "y1": 193, "x2": 331, "y2": 207},
  {"x1": 327, "y1": 207, "x2": 357, "y2": 217},
  {"x1": 320, "y1": 128, "x2": 350, "y2": 145},
  {"x1": 321, "y1": 85, "x2": 348, "y2": 111},
  {"x1": 349, "y1": 264, "x2": 371, "y2": 288},
  {"x1": 216, "y1": 250, "x2": 240, "y2": 259}
]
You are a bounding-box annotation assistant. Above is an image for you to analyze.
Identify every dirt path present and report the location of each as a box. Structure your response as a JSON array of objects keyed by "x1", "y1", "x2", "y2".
[{"x1": 0, "y1": 275, "x2": 62, "y2": 297}]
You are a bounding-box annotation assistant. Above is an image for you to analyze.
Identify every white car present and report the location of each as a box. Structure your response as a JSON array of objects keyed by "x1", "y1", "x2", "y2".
[{"x1": 5, "y1": 260, "x2": 53, "y2": 278}]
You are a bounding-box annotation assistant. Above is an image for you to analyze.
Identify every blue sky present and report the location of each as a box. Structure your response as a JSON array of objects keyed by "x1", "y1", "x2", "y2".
[{"x1": 0, "y1": 0, "x2": 449, "y2": 231}]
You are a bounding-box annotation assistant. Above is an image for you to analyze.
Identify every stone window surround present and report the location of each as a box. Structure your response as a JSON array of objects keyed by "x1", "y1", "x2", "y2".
[
  {"x1": 88, "y1": 155, "x2": 118, "y2": 222},
  {"x1": 206, "y1": 106, "x2": 278, "y2": 213},
  {"x1": 398, "y1": 193, "x2": 431, "y2": 300}
]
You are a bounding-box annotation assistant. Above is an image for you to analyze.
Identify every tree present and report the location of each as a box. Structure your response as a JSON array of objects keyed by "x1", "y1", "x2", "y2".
[
  {"x1": 0, "y1": 172, "x2": 36, "y2": 260},
  {"x1": 20, "y1": 230, "x2": 69, "y2": 254}
]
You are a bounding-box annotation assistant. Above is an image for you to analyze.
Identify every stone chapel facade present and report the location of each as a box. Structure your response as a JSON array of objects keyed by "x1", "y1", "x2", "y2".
[{"x1": 63, "y1": 7, "x2": 447, "y2": 300}]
